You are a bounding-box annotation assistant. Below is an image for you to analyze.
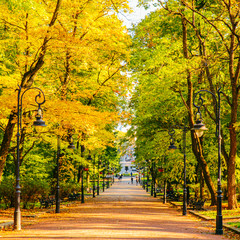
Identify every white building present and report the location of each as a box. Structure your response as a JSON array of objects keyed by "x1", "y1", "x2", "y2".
[{"x1": 119, "y1": 146, "x2": 135, "y2": 174}]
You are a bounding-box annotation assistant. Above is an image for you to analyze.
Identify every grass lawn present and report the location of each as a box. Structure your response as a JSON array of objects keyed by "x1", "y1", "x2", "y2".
[
  {"x1": 226, "y1": 222, "x2": 240, "y2": 228},
  {"x1": 198, "y1": 209, "x2": 240, "y2": 219}
]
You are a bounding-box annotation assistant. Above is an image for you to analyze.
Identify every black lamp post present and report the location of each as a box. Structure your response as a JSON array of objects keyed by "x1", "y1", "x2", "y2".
[
  {"x1": 102, "y1": 166, "x2": 105, "y2": 192},
  {"x1": 93, "y1": 164, "x2": 95, "y2": 198},
  {"x1": 55, "y1": 136, "x2": 75, "y2": 213},
  {"x1": 146, "y1": 167, "x2": 149, "y2": 192},
  {"x1": 55, "y1": 136, "x2": 61, "y2": 214},
  {"x1": 163, "y1": 180, "x2": 167, "y2": 204},
  {"x1": 144, "y1": 166, "x2": 147, "y2": 190},
  {"x1": 168, "y1": 126, "x2": 188, "y2": 216},
  {"x1": 87, "y1": 155, "x2": 95, "y2": 198},
  {"x1": 192, "y1": 88, "x2": 223, "y2": 235},
  {"x1": 81, "y1": 166, "x2": 86, "y2": 204},
  {"x1": 107, "y1": 161, "x2": 110, "y2": 189},
  {"x1": 138, "y1": 169, "x2": 141, "y2": 186},
  {"x1": 153, "y1": 162, "x2": 156, "y2": 197},
  {"x1": 150, "y1": 161, "x2": 156, "y2": 197},
  {"x1": 14, "y1": 86, "x2": 46, "y2": 230},
  {"x1": 112, "y1": 168, "x2": 115, "y2": 183},
  {"x1": 162, "y1": 156, "x2": 167, "y2": 204},
  {"x1": 143, "y1": 167, "x2": 145, "y2": 190},
  {"x1": 97, "y1": 160, "x2": 100, "y2": 195}
]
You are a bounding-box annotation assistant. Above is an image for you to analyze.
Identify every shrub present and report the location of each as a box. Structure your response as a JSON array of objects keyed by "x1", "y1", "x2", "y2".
[
  {"x1": 60, "y1": 182, "x2": 81, "y2": 199},
  {"x1": 21, "y1": 177, "x2": 51, "y2": 209},
  {"x1": 0, "y1": 175, "x2": 15, "y2": 209}
]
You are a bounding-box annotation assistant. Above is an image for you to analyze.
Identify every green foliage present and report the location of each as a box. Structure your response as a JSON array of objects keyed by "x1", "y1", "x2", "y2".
[
  {"x1": 60, "y1": 182, "x2": 81, "y2": 199},
  {"x1": 128, "y1": 8, "x2": 196, "y2": 185},
  {"x1": 0, "y1": 175, "x2": 15, "y2": 208},
  {"x1": 226, "y1": 222, "x2": 240, "y2": 228},
  {"x1": 20, "y1": 141, "x2": 56, "y2": 181},
  {"x1": 21, "y1": 177, "x2": 51, "y2": 209}
]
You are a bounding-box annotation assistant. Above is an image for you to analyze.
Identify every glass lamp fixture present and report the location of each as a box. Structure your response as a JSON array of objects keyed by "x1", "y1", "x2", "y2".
[
  {"x1": 33, "y1": 108, "x2": 47, "y2": 127},
  {"x1": 192, "y1": 113, "x2": 208, "y2": 137},
  {"x1": 67, "y1": 139, "x2": 75, "y2": 149},
  {"x1": 168, "y1": 141, "x2": 177, "y2": 151}
]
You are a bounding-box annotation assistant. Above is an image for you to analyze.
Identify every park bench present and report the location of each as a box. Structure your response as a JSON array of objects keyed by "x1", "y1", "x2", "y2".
[
  {"x1": 87, "y1": 188, "x2": 92, "y2": 193},
  {"x1": 39, "y1": 195, "x2": 55, "y2": 208},
  {"x1": 68, "y1": 192, "x2": 80, "y2": 201},
  {"x1": 156, "y1": 188, "x2": 162, "y2": 193},
  {"x1": 167, "y1": 192, "x2": 180, "y2": 201},
  {"x1": 189, "y1": 198, "x2": 206, "y2": 210}
]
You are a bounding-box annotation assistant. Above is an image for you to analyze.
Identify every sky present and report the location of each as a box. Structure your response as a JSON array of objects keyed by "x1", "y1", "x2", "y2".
[
  {"x1": 117, "y1": 1, "x2": 158, "y2": 132},
  {"x1": 118, "y1": 0, "x2": 158, "y2": 29}
]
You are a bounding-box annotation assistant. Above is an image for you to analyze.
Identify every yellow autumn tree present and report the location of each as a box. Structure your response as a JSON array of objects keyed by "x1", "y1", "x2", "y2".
[{"x1": 0, "y1": 0, "x2": 131, "y2": 181}]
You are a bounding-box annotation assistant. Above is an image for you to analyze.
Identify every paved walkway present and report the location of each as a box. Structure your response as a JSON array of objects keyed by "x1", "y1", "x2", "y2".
[{"x1": 0, "y1": 177, "x2": 232, "y2": 239}]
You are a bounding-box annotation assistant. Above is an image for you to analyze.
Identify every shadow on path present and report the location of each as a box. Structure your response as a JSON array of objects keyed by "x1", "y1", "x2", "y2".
[{"x1": 0, "y1": 177, "x2": 230, "y2": 240}]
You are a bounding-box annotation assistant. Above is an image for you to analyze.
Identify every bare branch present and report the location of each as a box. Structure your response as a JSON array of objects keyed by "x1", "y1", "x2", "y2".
[
  {"x1": 22, "y1": 141, "x2": 36, "y2": 162},
  {"x1": 1, "y1": 19, "x2": 25, "y2": 31},
  {"x1": 180, "y1": 0, "x2": 230, "y2": 53},
  {"x1": 221, "y1": 91, "x2": 232, "y2": 107},
  {"x1": 21, "y1": 0, "x2": 62, "y2": 88},
  {"x1": 176, "y1": 89, "x2": 190, "y2": 112}
]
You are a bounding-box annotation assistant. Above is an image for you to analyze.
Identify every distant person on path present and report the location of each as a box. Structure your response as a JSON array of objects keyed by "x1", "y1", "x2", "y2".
[
  {"x1": 131, "y1": 177, "x2": 133, "y2": 184},
  {"x1": 136, "y1": 176, "x2": 138, "y2": 185}
]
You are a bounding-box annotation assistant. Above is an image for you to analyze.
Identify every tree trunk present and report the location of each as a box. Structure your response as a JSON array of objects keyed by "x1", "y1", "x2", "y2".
[
  {"x1": 227, "y1": 84, "x2": 238, "y2": 209},
  {"x1": 0, "y1": 112, "x2": 16, "y2": 182},
  {"x1": 181, "y1": 15, "x2": 217, "y2": 206},
  {"x1": 200, "y1": 167, "x2": 204, "y2": 199},
  {"x1": 0, "y1": 0, "x2": 62, "y2": 182}
]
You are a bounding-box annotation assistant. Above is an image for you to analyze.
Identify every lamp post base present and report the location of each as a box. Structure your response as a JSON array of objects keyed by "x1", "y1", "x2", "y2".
[
  {"x1": 216, "y1": 215, "x2": 223, "y2": 235},
  {"x1": 183, "y1": 188, "x2": 187, "y2": 216},
  {"x1": 14, "y1": 211, "x2": 21, "y2": 230},
  {"x1": 216, "y1": 187, "x2": 223, "y2": 235}
]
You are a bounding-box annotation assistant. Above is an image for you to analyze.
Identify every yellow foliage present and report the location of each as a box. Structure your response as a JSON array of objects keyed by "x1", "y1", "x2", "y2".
[{"x1": 0, "y1": 0, "x2": 131, "y2": 153}]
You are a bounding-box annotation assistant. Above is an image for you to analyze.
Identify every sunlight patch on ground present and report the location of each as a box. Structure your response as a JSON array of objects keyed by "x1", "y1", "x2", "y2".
[{"x1": 1, "y1": 228, "x2": 211, "y2": 239}]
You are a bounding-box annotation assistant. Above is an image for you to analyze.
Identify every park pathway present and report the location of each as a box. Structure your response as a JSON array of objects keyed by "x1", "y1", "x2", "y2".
[{"x1": 0, "y1": 177, "x2": 232, "y2": 239}]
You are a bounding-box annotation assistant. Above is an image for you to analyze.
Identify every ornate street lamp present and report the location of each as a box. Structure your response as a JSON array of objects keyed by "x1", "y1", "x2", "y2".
[
  {"x1": 14, "y1": 86, "x2": 46, "y2": 230},
  {"x1": 192, "y1": 96, "x2": 208, "y2": 137},
  {"x1": 168, "y1": 129, "x2": 177, "y2": 151},
  {"x1": 192, "y1": 88, "x2": 223, "y2": 235},
  {"x1": 67, "y1": 135, "x2": 76, "y2": 149},
  {"x1": 168, "y1": 125, "x2": 188, "y2": 216}
]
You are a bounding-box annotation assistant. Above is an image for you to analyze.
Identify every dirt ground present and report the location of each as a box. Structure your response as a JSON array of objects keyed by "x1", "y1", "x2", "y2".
[{"x1": 0, "y1": 177, "x2": 239, "y2": 239}]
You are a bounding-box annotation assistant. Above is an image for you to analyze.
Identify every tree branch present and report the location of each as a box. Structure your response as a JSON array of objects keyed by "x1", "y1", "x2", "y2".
[
  {"x1": 221, "y1": 91, "x2": 232, "y2": 107},
  {"x1": 21, "y1": 0, "x2": 62, "y2": 88},
  {"x1": 180, "y1": 0, "x2": 230, "y2": 53},
  {"x1": 176, "y1": 89, "x2": 190, "y2": 112},
  {"x1": 22, "y1": 141, "x2": 36, "y2": 162}
]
